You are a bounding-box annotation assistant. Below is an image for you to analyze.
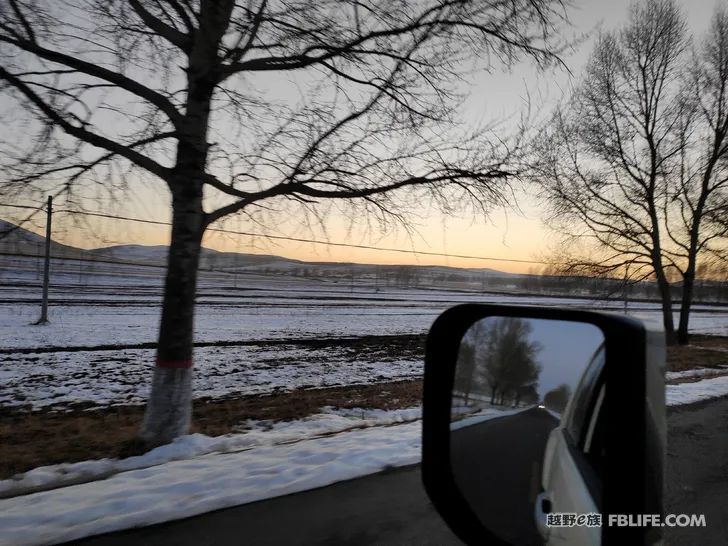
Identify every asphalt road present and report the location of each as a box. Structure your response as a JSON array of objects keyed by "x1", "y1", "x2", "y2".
[
  {"x1": 450, "y1": 408, "x2": 559, "y2": 545},
  {"x1": 664, "y1": 395, "x2": 728, "y2": 545},
  {"x1": 72, "y1": 397, "x2": 728, "y2": 546}
]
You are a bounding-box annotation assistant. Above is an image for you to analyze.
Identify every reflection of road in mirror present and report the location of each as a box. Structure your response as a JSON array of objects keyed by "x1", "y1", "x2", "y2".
[
  {"x1": 450, "y1": 407, "x2": 560, "y2": 546},
  {"x1": 449, "y1": 316, "x2": 604, "y2": 543}
]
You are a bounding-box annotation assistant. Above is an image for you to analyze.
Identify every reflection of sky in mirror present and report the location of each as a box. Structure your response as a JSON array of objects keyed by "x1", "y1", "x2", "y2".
[{"x1": 469, "y1": 317, "x2": 604, "y2": 397}]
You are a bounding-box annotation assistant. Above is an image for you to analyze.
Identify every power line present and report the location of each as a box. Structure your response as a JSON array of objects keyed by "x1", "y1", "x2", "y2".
[
  {"x1": 207, "y1": 226, "x2": 545, "y2": 265},
  {"x1": 0, "y1": 202, "x2": 548, "y2": 265},
  {"x1": 1, "y1": 203, "x2": 45, "y2": 212}
]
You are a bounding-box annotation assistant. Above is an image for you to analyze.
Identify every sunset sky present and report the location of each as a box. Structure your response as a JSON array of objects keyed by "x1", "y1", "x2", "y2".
[{"x1": 1, "y1": 1, "x2": 718, "y2": 274}]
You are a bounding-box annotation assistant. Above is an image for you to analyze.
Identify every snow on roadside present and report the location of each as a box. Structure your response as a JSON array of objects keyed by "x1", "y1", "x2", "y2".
[
  {"x1": 2, "y1": 377, "x2": 728, "y2": 546},
  {"x1": 666, "y1": 374, "x2": 728, "y2": 406},
  {"x1": 3, "y1": 376, "x2": 728, "y2": 499},
  {"x1": 0, "y1": 419, "x2": 423, "y2": 546},
  {"x1": 0, "y1": 407, "x2": 422, "y2": 498},
  {"x1": 450, "y1": 406, "x2": 529, "y2": 430},
  {"x1": 665, "y1": 365, "x2": 728, "y2": 381}
]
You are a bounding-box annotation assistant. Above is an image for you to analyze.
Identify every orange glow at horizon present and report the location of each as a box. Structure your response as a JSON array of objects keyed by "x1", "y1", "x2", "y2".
[{"x1": 4, "y1": 206, "x2": 550, "y2": 275}]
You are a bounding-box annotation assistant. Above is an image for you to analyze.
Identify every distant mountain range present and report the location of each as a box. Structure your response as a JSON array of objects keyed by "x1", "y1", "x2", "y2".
[
  {"x1": 0, "y1": 218, "x2": 518, "y2": 280},
  {"x1": 0, "y1": 219, "x2": 93, "y2": 260},
  {"x1": 92, "y1": 244, "x2": 298, "y2": 269}
]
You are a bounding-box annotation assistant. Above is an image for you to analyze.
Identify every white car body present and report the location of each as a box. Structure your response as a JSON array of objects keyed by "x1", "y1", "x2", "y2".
[{"x1": 535, "y1": 345, "x2": 606, "y2": 546}]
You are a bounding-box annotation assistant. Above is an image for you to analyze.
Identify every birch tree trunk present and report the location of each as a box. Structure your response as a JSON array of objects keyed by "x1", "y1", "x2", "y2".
[
  {"x1": 138, "y1": 1, "x2": 233, "y2": 446},
  {"x1": 140, "y1": 190, "x2": 204, "y2": 445}
]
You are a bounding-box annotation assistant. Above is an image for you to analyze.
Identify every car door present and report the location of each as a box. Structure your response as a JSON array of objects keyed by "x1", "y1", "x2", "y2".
[{"x1": 536, "y1": 344, "x2": 605, "y2": 546}]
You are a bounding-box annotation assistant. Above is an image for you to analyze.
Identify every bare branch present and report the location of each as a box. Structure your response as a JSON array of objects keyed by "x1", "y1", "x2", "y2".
[
  {"x1": 129, "y1": 0, "x2": 193, "y2": 53},
  {"x1": 0, "y1": 66, "x2": 172, "y2": 181},
  {"x1": 0, "y1": 32, "x2": 183, "y2": 126}
]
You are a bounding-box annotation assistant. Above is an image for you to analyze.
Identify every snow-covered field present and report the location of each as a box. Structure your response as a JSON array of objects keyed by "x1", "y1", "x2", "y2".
[
  {"x1": 3, "y1": 293, "x2": 728, "y2": 350},
  {"x1": 0, "y1": 341, "x2": 422, "y2": 411},
  {"x1": 2, "y1": 265, "x2": 728, "y2": 544},
  {"x1": 2, "y1": 272, "x2": 728, "y2": 411},
  {"x1": 2, "y1": 374, "x2": 728, "y2": 546},
  {"x1": 2, "y1": 271, "x2": 728, "y2": 349}
]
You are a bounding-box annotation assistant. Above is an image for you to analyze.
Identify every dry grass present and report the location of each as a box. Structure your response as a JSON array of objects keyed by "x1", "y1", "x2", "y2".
[
  {"x1": 667, "y1": 335, "x2": 728, "y2": 372},
  {"x1": 0, "y1": 380, "x2": 423, "y2": 480}
]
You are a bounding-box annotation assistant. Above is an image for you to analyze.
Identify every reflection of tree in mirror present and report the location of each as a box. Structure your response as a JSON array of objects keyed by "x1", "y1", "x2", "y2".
[
  {"x1": 454, "y1": 340, "x2": 478, "y2": 406},
  {"x1": 543, "y1": 383, "x2": 572, "y2": 413},
  {"x1": 455, "y1": 317, "x2": 543, "y2": 408},
  {"x1": 517, "y1": 384, "x2": 539, "y2": 407}
]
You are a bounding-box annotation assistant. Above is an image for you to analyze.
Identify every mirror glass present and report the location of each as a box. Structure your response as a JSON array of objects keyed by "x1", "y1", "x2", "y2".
[{"x1": 450, "y1": 316, "x2": 605, "y2": 545}]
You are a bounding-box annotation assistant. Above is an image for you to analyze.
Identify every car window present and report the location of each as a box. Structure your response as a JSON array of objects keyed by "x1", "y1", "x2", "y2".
[
  {"x1": 565, "y1": 344, "x2": 605, "y2": 447},
  {"x1": 560, "y1": 344, "x2": 606, "y2": 506},
  {"x1": 583, "y1": 384, "x2": 606, "y2": 474}
]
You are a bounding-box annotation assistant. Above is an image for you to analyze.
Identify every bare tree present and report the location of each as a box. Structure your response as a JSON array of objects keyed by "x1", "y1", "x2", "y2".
[
  {"x1": 543, "y1": 382, "x2": 570, "y2": 413},
  {"x1": 479, "y1": 316, "x2": 541, "y2": 405},
  {"x1": 673, "y1": 7, "x2": 728, "y2": 343},
  {"x1": 0, "y1": 0, "x2": 569, "y2": 445},
  {"x1": 533, "y1": 0, "x2": 728, "y2": 344},
  {"x1": 455, "y1": 317, "x2": 541, "y2": 407}
]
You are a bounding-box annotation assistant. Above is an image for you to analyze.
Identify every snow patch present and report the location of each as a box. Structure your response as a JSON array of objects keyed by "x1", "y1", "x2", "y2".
[
  {"x1": 666, "y1": 375, "x2": 728, "y2": 406},
  {"x1": 451, "y1": 406, "x2": 530, "y2": 430},
  {"x1": 0, "y1": 407, "x2": 421, "y2": 498},
  {"x1": 0, "y1": 419, "x2": 422, "y2": 546},
  {"x1": 665, "y1": 366, "x2": 728, "y2": 381}
]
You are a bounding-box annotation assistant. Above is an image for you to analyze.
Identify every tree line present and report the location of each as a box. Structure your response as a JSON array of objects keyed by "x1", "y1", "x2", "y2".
[
  {"x1": 455, "y1": 317, "x2": 542, "y2": 408},
  {"x1": 454, "y1": 316, "x2": 573, "y2": 413}
]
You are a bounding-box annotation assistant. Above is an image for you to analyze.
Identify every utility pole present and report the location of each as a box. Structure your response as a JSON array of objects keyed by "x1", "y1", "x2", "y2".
[
  {"x1": 35, "y1": 196, "x2": 52, "y2": 325},
  {"x1": 35, "y1": 244, "x2": 41, "y2": 280}
]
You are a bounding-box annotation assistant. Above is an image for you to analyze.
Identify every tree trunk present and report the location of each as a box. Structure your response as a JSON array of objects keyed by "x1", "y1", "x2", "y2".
[
  {"x1": 138, "y1": 0, "x2": 232, "y2": 445},
  {"x1": 656, "y1": 273, "x2": 676, "y2": 345},
  {"x1": 677, "y1": 269, "x2": 695, "y2": 345},
  {"x1": 650, "y1": 245, "x2": 676, "y2": 345},
  {"x1": 678, "y1": 164, "x2": 712, "y2": 346},
  {"x1": 140, "y1": 191, "x2": 204, "y2": 446}
]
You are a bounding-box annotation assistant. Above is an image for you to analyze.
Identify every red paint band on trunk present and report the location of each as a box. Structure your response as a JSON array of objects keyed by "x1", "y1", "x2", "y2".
[{"x1": 156, "y1": 358, "x2": 193, "y2": 369}]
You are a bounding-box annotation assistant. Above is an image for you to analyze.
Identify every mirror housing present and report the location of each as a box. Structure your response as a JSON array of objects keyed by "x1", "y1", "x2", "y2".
[{"x1": 421, "y1": 304, "x2": 665, "y2": 546}]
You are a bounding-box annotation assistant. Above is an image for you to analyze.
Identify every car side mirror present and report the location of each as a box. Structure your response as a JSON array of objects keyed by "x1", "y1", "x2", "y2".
[{"x1": 421, "y1": 304, "x2": 665, "y2": 546}]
